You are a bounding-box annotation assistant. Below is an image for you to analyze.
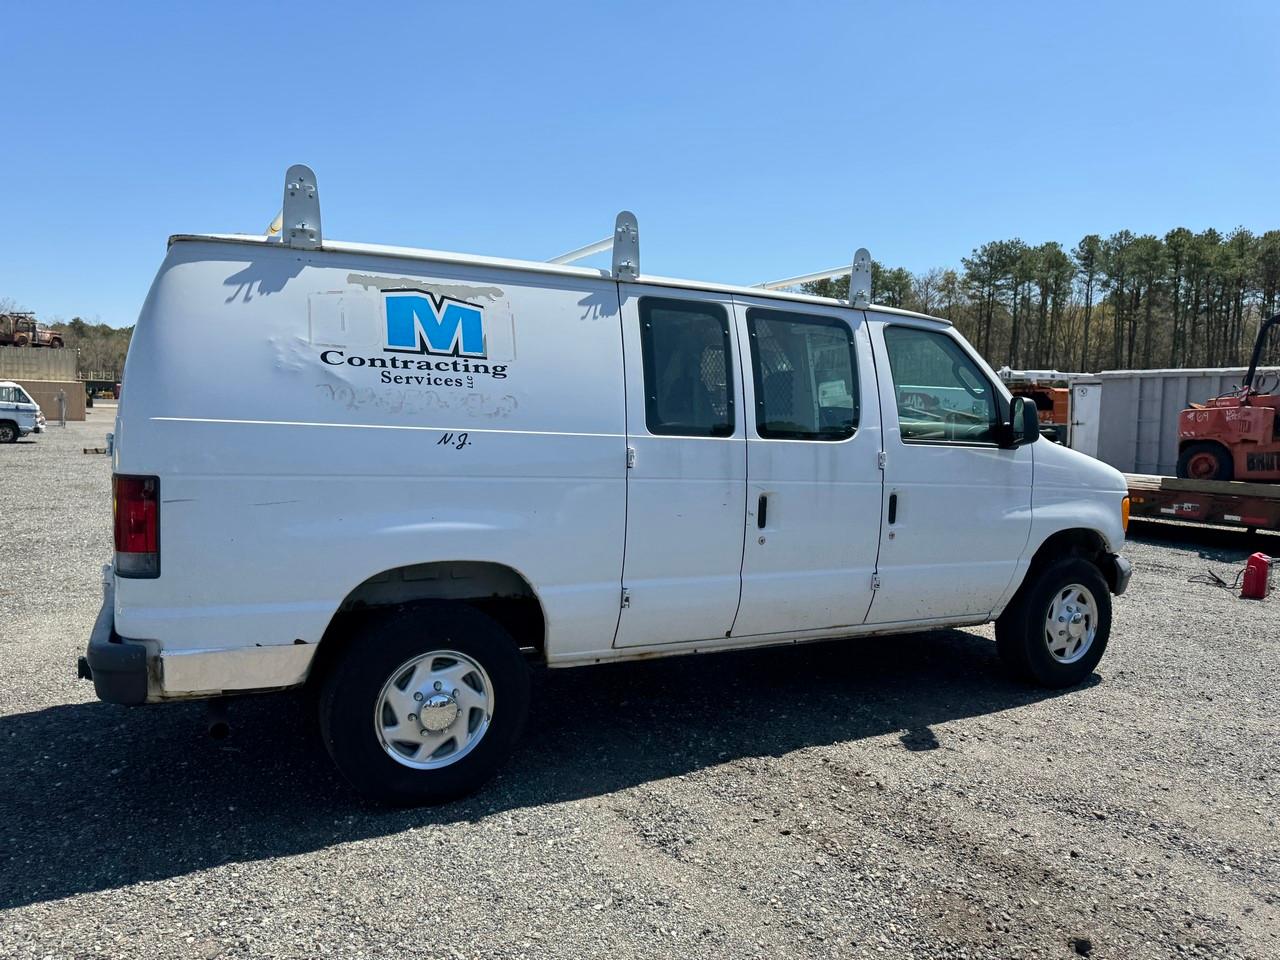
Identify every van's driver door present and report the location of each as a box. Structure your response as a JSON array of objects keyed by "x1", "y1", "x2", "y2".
[
  {"x1": 613, "y1": 287, "x2": 747, "y2": 648},
  {"x1": 865, "y1": 320, "x2": 1033, "y2": 623}
]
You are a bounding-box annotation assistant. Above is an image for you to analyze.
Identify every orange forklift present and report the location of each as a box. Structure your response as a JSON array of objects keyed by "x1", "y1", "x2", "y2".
[{"x1": 1176, "y1": 313, "x2": 1280, "y2": 482}]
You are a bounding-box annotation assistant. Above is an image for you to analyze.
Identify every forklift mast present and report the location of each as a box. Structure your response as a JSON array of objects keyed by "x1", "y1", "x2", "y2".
[{"x1": 1243, "y1": 312, "x2": 1280, "y2": 394}]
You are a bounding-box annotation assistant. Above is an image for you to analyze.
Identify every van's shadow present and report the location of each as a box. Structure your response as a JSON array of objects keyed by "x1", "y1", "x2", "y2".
[{"x1": 1, "y1": 630, "x2": 1091, "y2": 908}]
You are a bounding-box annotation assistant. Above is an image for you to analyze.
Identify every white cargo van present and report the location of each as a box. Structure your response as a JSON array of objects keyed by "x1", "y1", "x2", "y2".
[
  {"x1": 0, "y1": 381, "x2": 45, "y2": 442},
  {"x1": 82, "y1": 166, "x2": 1132, "y2": 803}
]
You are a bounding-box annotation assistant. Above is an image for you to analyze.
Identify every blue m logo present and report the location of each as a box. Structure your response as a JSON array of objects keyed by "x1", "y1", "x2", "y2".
[{"x1": 384, "y1": 293, "x2": 486, "y2": 356}]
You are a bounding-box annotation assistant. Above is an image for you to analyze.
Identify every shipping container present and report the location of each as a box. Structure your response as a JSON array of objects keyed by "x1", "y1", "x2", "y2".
[{"x1": 1083, "y1": 366, "x2": 1280, "y2": 475}]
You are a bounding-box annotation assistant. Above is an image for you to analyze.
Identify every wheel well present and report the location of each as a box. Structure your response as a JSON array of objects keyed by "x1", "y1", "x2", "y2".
[
  {"x1": 310, "y1": 562, "x2": 547, "y2": 681},
  {"x1": 1022, "y1": 528, "x2": 1114, "y2": 591},
  {"x1": 1179, "y1": 438, "x2": 1230, "y2": 456}
]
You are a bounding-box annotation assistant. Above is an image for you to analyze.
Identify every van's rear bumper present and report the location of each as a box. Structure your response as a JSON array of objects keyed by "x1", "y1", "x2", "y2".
[
  {"x1": 80, "y1": 564, "x2": 317, "y2": 702},
  {"x1": 80, "y1": 572, "x2": 149, "y2": 705}
]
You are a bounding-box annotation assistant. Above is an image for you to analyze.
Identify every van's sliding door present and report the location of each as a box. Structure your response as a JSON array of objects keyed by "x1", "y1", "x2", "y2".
[
  {"x1": 613, "y1": 286, "x2": 747, "y2": 648},
  {"x1": 727, "y1": 296, "x2": 883, "y2": 637}
]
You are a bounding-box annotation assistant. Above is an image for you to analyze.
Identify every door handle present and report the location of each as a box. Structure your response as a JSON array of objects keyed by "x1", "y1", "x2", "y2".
[
  {"x1": 757, "y1": 493, "x2": 768, "y2": 529},
  {"x1": 887, "y1": 492, "x2": 898, "y2": 525}
]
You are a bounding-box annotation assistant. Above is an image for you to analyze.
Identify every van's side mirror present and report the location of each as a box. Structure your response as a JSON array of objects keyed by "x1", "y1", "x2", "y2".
[{"x1": 1001, "y1": 396, "x2": 1039, "y2": 448}]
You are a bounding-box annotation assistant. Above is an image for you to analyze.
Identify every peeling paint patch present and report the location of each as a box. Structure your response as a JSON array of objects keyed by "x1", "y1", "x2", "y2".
[
  {"x1": 347, "y1": 273, "x2": 504, "y2": 303},
  {"x1": 268, "y1": 335, "x2": 318, "y2": 372}
]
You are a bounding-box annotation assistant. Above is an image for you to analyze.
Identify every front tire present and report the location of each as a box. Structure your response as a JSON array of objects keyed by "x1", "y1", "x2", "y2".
[
  {"x1": 996, "y1": 557, "x2": 1111, "y2": 688},
  {"x1": 318, "y1": 603, "x2": 530, "y2": 805},
  {"x1": 0, "y1": 421, "x2": 18, "y2": 443}
]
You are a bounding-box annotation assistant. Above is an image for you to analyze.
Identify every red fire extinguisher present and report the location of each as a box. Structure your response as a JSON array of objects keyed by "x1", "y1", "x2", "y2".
[{"x1": 1241, "y1": 553, "x2": 1273, "y2": 600}]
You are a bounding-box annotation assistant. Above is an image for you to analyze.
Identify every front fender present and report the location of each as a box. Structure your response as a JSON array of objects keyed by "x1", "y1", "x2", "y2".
[
  {"x1": 990, "y1": 441, "x2": 1129, "y2": 616},
  {"x1": 1031, "y1": 439, "x2": 1128, "y2": 550}
]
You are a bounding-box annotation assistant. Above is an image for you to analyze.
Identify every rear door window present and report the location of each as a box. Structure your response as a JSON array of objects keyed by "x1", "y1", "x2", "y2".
[
  {"x1": 746, "y1": 308, "x2": 859, "y2": 440},
  {"x1": 638, "y1": 298, "x2": 734, "y2": 437}
]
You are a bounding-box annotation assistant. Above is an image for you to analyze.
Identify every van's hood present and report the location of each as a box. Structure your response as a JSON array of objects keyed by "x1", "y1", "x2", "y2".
[{"x1": 1035, "y1": 439, "x2": 1127, "y2": 492}]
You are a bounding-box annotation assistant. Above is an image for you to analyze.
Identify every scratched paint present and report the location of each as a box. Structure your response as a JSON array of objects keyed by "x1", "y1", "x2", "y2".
[{"x1": 314, "y1": 382, "x2": 518, "y2": 419}]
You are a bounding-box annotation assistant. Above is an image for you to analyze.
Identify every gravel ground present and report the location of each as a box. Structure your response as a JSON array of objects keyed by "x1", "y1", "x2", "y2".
[{"x1": 2, "y1": 416, "x2": 1278, "y2": 960}]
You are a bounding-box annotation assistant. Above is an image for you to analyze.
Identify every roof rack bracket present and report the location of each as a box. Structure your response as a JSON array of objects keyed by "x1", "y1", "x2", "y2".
[
  {"x1": 850, "y1": 248, "x2": 872, "y2": 308},
  {"x1": 612, "y1": 211, "x2": 639, "y2": 281},
  {"x1": 282, "y1": 164, "x2": 322, "y2": 250}
]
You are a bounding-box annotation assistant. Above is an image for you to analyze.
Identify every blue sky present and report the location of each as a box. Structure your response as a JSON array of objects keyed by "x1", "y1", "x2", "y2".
[{"x1": 3, "y1": 0, "x2": 1278, "y2": 327}]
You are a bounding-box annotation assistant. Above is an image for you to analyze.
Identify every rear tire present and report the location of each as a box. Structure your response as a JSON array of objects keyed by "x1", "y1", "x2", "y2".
[
  {"x1": 996, "y1": 557, "x2": 1111, "y2": 688},
  {"x1": 318, "y1": 603, "x2": 530, "y2": 805},
  {"x1": 1176, "y1": 441, "x2": 1234, "y2": 481}
]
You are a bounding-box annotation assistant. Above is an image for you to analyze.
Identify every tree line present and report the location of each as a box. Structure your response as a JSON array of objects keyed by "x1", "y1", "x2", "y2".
[
  {"x1": 53, "y1": 318, "x2": 134, "y2": 378},
  {"x1": 804, "y1": 227, "x2": 1280, "y2": 372}
]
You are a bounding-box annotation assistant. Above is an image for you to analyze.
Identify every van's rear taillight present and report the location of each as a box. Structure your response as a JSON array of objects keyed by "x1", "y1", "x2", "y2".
[{"x1": 114, "y1": 474, "x2": 159, "y2": 578}]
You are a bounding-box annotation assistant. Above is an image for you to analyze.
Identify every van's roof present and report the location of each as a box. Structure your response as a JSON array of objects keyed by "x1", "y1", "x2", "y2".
[{"x1": 172, "y1": 233, "x2": 951, "y2": 326}]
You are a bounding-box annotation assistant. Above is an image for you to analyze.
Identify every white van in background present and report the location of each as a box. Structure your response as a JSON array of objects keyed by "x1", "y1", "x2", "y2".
[
  {"x1": 0, "y1": 381, "x2": 45, "y2": 442},
  {"x1": 82, "y1": 166, "x2": 1132, "y2": 804}
]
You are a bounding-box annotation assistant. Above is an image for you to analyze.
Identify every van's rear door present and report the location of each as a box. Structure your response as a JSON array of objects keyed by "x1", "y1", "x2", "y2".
[{"x1": 613, "y1": 286, "x2": 747, "y2": 648}]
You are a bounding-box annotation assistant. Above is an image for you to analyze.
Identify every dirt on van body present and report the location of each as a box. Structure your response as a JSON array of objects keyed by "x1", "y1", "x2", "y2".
[{"x1": 2, "y1": 417, "x2": 1277, "y2": 960}]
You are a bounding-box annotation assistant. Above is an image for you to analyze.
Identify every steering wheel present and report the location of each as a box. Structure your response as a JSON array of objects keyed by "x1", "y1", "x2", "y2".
[{"x1": 902, "y1": 403, "x2": 945, "y2": 422}]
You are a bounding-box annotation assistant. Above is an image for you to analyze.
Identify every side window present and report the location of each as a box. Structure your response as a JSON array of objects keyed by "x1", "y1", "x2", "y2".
[
  {"x1": 747, "y1": 308, "x2": 859, "y2": 440},
  {"x1": 638, "y1": 297, "x2": 734, "y2": 437},
  {"x1": 882, "y1": 326, "x2": 999, "y2": 444},
  {"x1": 0, "y1": 387, "x2": 12, "y2": 403}
]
